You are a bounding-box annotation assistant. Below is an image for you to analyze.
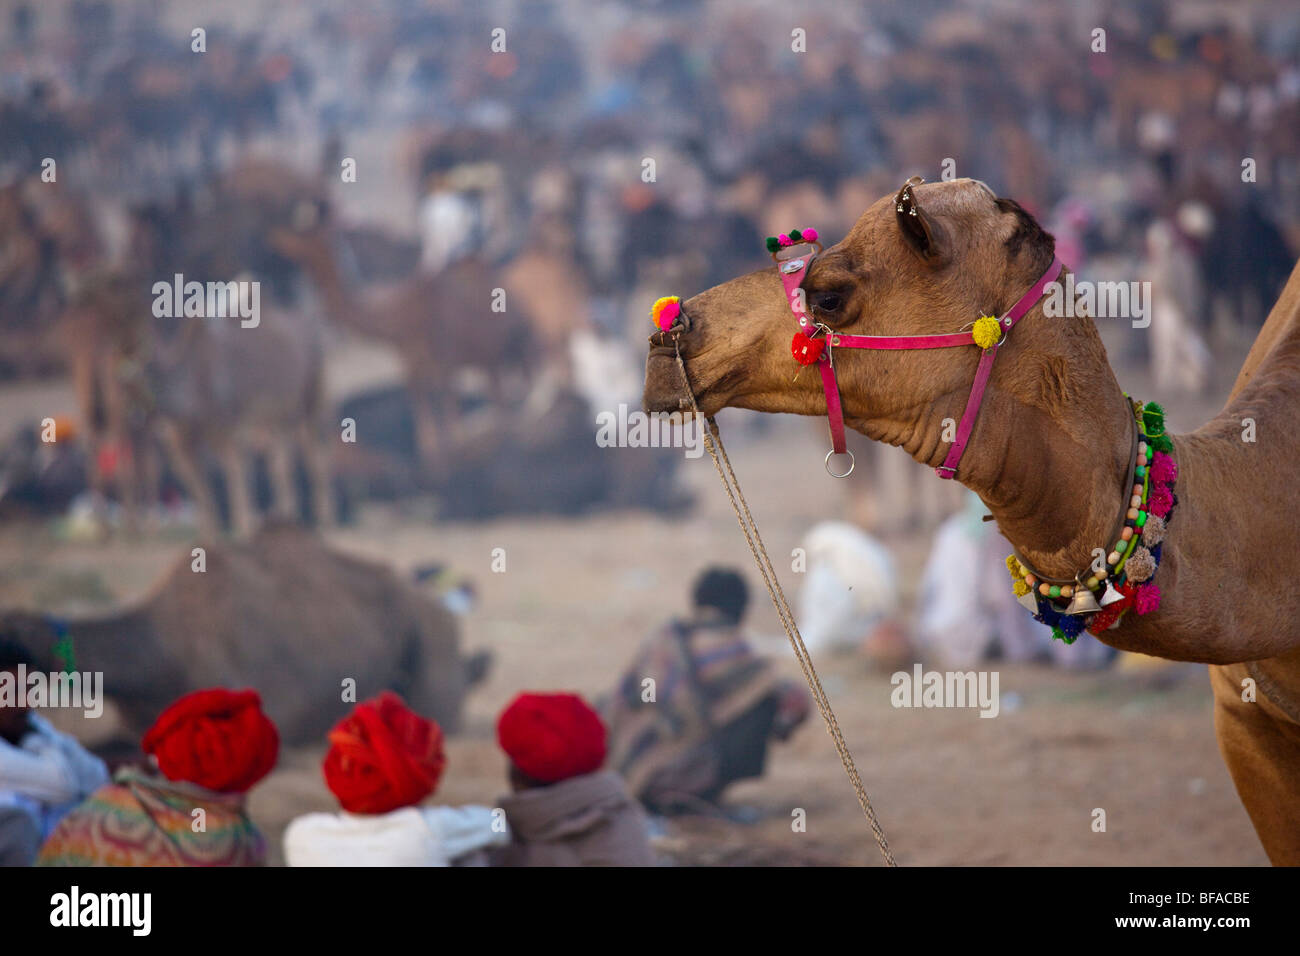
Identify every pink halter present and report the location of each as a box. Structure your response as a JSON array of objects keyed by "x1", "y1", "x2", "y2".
[{"x1": 778, "y1": 240, "x2": 1063, "y2": 478}]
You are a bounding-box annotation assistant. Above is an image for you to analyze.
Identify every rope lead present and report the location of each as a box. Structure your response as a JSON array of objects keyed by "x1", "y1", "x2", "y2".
[{"x1": 674, "y1": 344, "x2": 897, "y2": 867}]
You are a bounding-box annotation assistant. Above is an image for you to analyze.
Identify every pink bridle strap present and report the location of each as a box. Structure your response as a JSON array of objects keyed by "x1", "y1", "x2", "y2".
[{"x1": 781, "y1": 251, "x2": 1064, "y2": 479}]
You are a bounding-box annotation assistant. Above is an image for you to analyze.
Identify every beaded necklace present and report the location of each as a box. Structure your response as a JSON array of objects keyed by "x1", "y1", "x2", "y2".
[{"x1": 1005, "y1": 398, "x2": 1179, "y2": 643}]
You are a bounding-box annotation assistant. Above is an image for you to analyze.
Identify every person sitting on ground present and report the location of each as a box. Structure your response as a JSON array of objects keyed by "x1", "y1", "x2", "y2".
[
  {"x1": 0, "y1": 636, "x2": 108, "y2": 866},
  {"x1": 284, "y1": 691, "x2": 507, "y2": 866},
  {"x1": 491, "y1": 692, "x2": 653, "y2": 866},
  {"x1": 37, "y1": 687, "x2": 278, "y2": 866},
  {"x1": 605, "y1": 567, "x2": 811, "y2": 816}
]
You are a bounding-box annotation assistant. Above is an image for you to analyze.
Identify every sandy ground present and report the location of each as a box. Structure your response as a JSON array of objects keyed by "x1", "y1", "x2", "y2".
[{"x1": 0, "y1": 328, "x2": 1270, "y2": 864}]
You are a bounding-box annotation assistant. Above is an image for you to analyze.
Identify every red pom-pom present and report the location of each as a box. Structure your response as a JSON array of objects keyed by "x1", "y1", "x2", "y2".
[
  {"x1": 791, "y1": 331, "x2": 826, "y2": 365},
  {"x1": 803, "y1": 228, "x2": 818, "y2": 242},
  {"x1": 1134, "y1": 583, "x2": 1161, "y2": 615},
  {"x1": 1150, "y1": 451, "x2": 1177, "y2": 486},
  {"x1": 1147, "y1": 483, "x2": 1173, "y2": 517}
]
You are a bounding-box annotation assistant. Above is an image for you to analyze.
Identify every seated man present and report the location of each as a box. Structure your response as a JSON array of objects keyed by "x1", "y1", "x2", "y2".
[
  {"x1": 0, "y1": 637, "x2": 108, "y2": 865},
  {"x1": 38, "y1": 688, "x2": 278, "y2": 866},
  {"x1": 284, "y1": 691, "x2": 507, "y2": 866},
  {"x1": 606, "y1": 568, "x2": 810, "y2": 815},
  {"x1": 491, "y1": 692, "x2": 653, "y2": 866}
]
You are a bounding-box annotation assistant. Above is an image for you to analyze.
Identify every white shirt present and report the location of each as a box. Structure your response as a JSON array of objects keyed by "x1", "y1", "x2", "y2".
[
  {"x1": 284, "y1": 804, "x2": 508, "y2": 867},
  {"x1": 0, "y1": 713, "x2": 108, "y2": 838}
]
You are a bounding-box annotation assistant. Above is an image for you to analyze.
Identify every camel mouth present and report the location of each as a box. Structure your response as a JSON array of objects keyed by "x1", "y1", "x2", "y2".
[
  {"x1": 643, "y1": 350, "x2": 692, "y2": 414},
  {"x1": 643, "y1": 349, "x2": 738, "y2": 417}
]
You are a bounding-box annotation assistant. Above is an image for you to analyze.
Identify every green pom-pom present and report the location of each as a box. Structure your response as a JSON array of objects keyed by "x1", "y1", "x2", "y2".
[
  {"x1": 1051, "y1": 625, "x2": 1066, "y2": 643},
  {"x1": 789, "y1": 228, "x2": 803, "y2": 241},
  {"x1": 765, "y1": 236, "x2": 780, "y2": 253},
  {"x1": 1142, "y1": 402, "x2": 1166, "y2": 436},
  {"x1": 1151, "y1": 433, "x2": 1173, "y2": 454}
]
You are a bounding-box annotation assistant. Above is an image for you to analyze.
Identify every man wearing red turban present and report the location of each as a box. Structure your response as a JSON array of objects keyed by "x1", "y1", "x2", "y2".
[
  {"x1": 285, "y1": 692, "x2": 507, "y2": 866},
  {"x1": 491, "y1": 692, "x2": 653, "y2": 866},
  {"x1": 38, "y1": 688, "x2": 278, "y2": 866}
]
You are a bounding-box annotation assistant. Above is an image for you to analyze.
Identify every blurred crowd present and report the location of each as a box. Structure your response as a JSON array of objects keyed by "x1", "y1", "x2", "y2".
[
  {"x1": 0, "y1": 2, "x2": 1298, "y2": 853},
  {"x1": 0, "y1": 0, "x2": 1296, "y2": 532}
]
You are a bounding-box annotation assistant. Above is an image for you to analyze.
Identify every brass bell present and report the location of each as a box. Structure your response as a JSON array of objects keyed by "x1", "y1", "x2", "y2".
[
  {"x1": 1017, "y1": 590, "x2": 1040, "y2": 614},
  {"x1": 1064, "y1": 584, "x2": 1102, "y2": 616},
  {"x1": 1099, "y1": 582, "x2": 1125, "y2": 607}
]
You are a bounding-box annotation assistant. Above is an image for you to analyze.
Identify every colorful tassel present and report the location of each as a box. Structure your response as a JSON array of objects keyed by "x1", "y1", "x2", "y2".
[
  {"x1": 972, "y1": 315, "x2": 1003, "y2": 350},
  {"x1": 1143, "y1": 513, "x2": 1166, "y2": 547},
  {"x1": 1149, "y1": 451, "x2": 1177, "y2": 486},
  {"x1": 1134, "y1": 583, "x2": 1161, "y2": 615},
  {"x1": 1058, "y1": 615, "x2": 1084, "y2": 640},
  {"x1": 1005, "y1": 555, "x2": 1030, "y2": 597},
  {"x1": 650, "y1": 295, "x2": 682, "y2": 331},
  {"x1": 1141, "y1": 401, "x2": 1165, "y2": 436},
  {"x1": 1147, "y1": 483, "x2": 1173, "y2": 518},
  {"x1": 790, "y1": 331, "x2": 825, "y2": 366},
  {"x1": 1124, "y1": 546, "x2": 1156, "y2": 583}
]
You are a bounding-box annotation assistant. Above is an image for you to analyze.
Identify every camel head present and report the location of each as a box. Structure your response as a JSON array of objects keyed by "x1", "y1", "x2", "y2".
[{"x1": 643, "y1": 178, "x2": 1058, "y2": 447}]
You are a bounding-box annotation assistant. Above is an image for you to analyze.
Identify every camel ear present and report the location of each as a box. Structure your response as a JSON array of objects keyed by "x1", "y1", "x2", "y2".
[{"x1": 895, "y1": 176, "x2": 943, "y2": 261}]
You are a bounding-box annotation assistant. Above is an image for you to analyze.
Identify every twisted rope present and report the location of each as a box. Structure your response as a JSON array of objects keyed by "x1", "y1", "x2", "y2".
[{"x1": 673, "y1": 344, "x2": 897, "y2": 866}]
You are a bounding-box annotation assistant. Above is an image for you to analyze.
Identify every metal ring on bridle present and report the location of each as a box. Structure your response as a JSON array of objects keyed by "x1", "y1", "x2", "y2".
[{"x1": 825, "y1": 449, "x2": 855, "y2": 478}]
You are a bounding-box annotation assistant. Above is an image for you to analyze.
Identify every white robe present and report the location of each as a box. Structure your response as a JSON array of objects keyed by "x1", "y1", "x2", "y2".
[
  {"x1": 283, "y1": 804, "x2": 508, "y2": 867},
  {"x1": 0, "y1": 713, "x2": 108, "y2": 839}
]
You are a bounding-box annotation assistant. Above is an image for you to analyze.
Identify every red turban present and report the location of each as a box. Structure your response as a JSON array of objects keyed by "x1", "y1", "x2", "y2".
[
  {"x1": 322, "y1": 692, "x2": 446, "y2": 815},
  {"x1": 497, "y1": 692, "x2": 606, "y2": 784},
  {"x1": 142, "y1": 688, "x2": 279, "y2": 793}
]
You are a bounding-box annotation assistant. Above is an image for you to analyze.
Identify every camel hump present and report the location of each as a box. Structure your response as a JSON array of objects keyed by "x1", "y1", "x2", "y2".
[{"x1": 1229, "y1": 258, "x2": 1300, "y2": 403}]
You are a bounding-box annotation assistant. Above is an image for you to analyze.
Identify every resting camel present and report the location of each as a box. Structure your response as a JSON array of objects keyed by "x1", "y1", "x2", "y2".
[
  {"x1": 643, "y1": 177, "x2": 1300, "y2": 865},
  {"x1": 1, "y1": 522, "x2": 489, "y2": 744}
]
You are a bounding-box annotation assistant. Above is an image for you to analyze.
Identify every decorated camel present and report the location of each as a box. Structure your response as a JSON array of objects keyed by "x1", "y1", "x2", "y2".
[
  {"x1": 0, "y1": 522, "x2": 489, "y2": 744},
  {"x1": 643, "y1": 177, "x2": 1300, "y2": 865}
]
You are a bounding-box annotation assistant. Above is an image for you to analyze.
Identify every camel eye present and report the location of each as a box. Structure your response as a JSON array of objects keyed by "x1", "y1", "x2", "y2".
[{"x1": 811, "y1": 291, "x2": 843, "y2": 314}]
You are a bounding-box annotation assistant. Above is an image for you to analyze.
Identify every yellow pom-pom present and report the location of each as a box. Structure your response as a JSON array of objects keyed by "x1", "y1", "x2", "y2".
[
  {"x1": 972, "y1": 314, "x2": 1002, "y2": 350},
  {"x1": 1005, "y1": 555, "x2": 1029, "y2": 595}
]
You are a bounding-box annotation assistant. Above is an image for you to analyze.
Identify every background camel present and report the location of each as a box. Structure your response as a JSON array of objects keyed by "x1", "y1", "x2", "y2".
[
  {"x1": 60, "y1": 161, "x2": 335, "y2": 536},
  {"x1": 0, "y1": 521, "x2": 489, "y2": 745},
  {"x1": 643, "y1": 177, "x2": 1300, "y2": 864},
  {"x1": 270, "y1": 211, "x2": 536, "y2": 473}
]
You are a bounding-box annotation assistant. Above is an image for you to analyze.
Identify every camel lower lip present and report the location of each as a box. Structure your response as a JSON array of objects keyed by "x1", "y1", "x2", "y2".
[{"x1": 643, "y1": 351, "x2": 695, "y2": 413}]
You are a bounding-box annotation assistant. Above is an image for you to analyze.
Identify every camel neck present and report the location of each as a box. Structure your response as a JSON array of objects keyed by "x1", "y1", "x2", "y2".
[{"x1": 859, "y1": 299, "x2": 1137, "y2": 582}]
